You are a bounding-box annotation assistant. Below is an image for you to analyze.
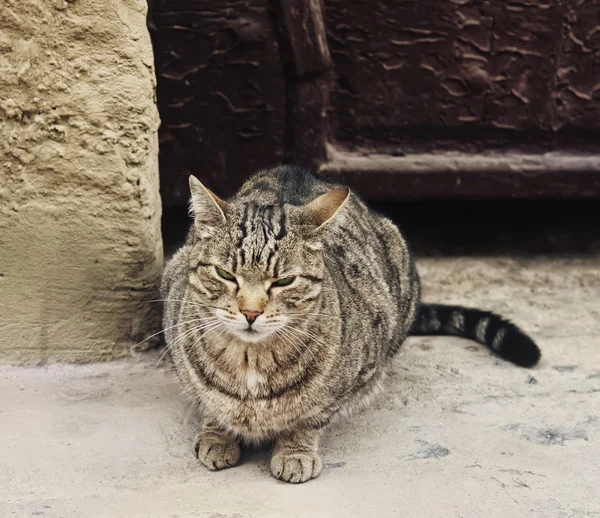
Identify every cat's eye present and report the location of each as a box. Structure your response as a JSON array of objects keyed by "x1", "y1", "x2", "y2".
[
  {"x1": 215, "y1": 266, "x2": 236, "y2": 282},
  {"x1": 272, "y1": 276, "x2": 296, "y2": 288}
]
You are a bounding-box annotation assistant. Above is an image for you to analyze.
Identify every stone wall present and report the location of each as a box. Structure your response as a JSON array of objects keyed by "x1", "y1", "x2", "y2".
[{"x1": 0, "y1": 0, "x2": 163, "y2": 363}]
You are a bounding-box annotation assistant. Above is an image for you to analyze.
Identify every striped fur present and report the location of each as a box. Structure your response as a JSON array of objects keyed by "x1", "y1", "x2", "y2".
[
  {"x1": 161, "y1": 166, "x2": 541, "y2": 484},
  {"x1": 411, "y1": 303, "x2": 540, "y2": 367}
]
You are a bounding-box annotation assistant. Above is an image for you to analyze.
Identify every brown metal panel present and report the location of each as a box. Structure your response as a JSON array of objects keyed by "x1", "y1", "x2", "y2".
[
  {"x1": 322, "y1": 0, "x2": 595, "y2": 153},
  {"x1": 271, "y1": 0, "x2": 332, "y2": 168},
  {"x1": 320, "y1": 148, "x2": 600, "y2": 199},
  {"x1": 554, "y1": 0, "x2": 600, "y2": 131},
  {"x1": 271, "y1": 0, "x2": 331, "y2": 77},
  {"x1": 283, "y1": 77, "x2": 331, "y2": 168},
  {"x1": 323, "y1": 0, "x2": 497, "y2": 152},
  {"x1": 482, "y1": 0, "x2": 562, "y2": 132},
  {"x1": 149, "y1": 0, "x2": 600, "y2": 204},
  {"x1": 318, "y1": 0, "x2": 600, "y2": 198},
  {"x1": 148, "y1": 0, "x2": 286, "y2": 206}
]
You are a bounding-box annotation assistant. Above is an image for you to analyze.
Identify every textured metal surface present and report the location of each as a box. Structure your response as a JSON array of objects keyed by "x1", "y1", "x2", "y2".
[
  {"x1": 149, "y1": 0, "x2": 285, "y2": 205},
  {"x1": 272, "y1": 0, "x2": 331, "y2": 168},
  {"x1": 321, "y1": 147, "x2": 600, "y2": 199},
  {"x1": 555, "y1": 0, "x2": 600, "y2": 130},
  {"x1": 272, "y1": 0, "x2": 331, "y2": 77},
  {"x1": 150, "y1": 0, "x2": 600, "y2": 205},
  {"x1": 324, "y1": 0, "x2": 600, "y2": 154}
]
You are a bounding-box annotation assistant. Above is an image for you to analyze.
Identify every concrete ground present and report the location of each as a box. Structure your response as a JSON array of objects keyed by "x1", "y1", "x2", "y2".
[{"x1": 2, "y1": 255, "x2": 599, "y2": 518}]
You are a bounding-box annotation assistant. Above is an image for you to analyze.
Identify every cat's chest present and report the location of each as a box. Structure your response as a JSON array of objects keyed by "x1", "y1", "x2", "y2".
[
  {"x1": 214, "y1": 342, "x2": 285, "y2": 396},
  {"x1": 201, "y1": 385, "x2": 301, "y2": 440},
  {"x1": 188, "y1": 340, "x2": 329, "y2": 438},
  {"x1": 199, "y1": 365, "x2": 320, "y2": 439},
  {"x1": 243, "y1": 368, "x2": 265, "y2": 392},
  {"x1": 221, "y1": 348, "x2": 271, "y2": 394}
]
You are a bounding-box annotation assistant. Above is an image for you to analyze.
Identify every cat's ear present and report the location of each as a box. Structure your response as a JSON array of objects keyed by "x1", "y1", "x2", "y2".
[
  {"x1": 302, "y1": 187, "x2": 350, "y2": 231},
  {"x1": 188, "y1": 176, "x2": 228, "y2": 235}
]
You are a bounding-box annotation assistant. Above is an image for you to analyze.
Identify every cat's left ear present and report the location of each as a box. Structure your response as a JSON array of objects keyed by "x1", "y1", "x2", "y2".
[
  {"x1": 189, "y1": 176, "x2": 229, "y2": 236},
  {"x1": 301, "y1": 187, "x2": 350, "y2": 231}
]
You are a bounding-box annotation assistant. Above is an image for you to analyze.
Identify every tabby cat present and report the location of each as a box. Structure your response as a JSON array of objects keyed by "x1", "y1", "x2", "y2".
[{"x1": 161, "y1": 166, "x2": 540, "y2": 484}]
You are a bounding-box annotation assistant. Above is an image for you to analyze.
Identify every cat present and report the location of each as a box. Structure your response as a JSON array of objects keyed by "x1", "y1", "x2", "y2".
[{"x1": 161, "y1": 165, "x2": 540, "y2": 484}]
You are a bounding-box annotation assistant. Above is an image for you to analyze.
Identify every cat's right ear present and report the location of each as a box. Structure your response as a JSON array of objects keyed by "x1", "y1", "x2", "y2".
[{"x1": 188, "y1": 176, "x2": 228, "y2": 237}]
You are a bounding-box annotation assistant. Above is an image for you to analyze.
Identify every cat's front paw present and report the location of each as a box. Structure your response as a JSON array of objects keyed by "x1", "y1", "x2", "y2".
[
  {"x1": 193, "y1": 431, "x2": 241, "y2": 471},
  {"x1": 270, "y1": 451, "x2": 323, "y2": 484}
]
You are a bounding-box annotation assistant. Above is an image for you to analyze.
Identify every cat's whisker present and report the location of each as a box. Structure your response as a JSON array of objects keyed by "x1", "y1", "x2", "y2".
[
  {"x1": 139, "y1": 298, "x2": 191, "y2": 304},
  {"x1": 157, "y1": 321, "x2": 218, "y2": 357},
  {"x1": 283, "y1": 330, "x2": 322, "y2": 352},
  {"x1": 275, "y1": 328, "x2": 303, "y2": 356},
  {"x1": 139, "y1": 298, "x2": 225, "y2": 311},
  {"x1": 206, "y1": 322, "x2": 228, "y2": 342},
  {"x1": 155, "y1": 320, "x2": 222, "y2": 366},
  {"x1": 137, "y1": 316, "x2": 221, "y2": 347},
  {"x1": 303, "y1": 330, "x2": 331, "y2": 349},
  {"x1": 284, "y1": 311, "x2": 338, "y2": 318},
  {"x1": 284, "y1": 325, "x2": 329, "y2": 350}
]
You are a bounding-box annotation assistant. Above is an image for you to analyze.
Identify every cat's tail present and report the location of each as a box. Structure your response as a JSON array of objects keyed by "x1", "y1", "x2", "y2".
[{"x1": 410, "y1": 303, "x2": 541, "y2": 367}]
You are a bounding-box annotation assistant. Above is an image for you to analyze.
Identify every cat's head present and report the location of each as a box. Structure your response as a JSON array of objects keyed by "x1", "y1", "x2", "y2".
[{"x1": 186, "y1": 176, "x2": 349, "y2": 343}]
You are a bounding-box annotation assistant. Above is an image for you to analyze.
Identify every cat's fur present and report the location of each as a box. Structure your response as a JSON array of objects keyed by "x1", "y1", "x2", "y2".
[{"x1": 161, "y1": 166, "x2": 540, "y2": 484}]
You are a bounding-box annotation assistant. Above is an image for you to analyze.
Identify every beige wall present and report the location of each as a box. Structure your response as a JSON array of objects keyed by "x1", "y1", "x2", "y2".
[{"x1": 0, "y1": 0, "x2": 163, "y2": 363}]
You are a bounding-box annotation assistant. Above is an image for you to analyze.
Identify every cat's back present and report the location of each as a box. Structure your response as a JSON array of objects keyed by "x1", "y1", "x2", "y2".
[
  {"x1": 232, "y1": 166, "x2": 338, "y2": 206},
  {"x1": 233, "y1": 166, "x2": 403, "y2": 269}
]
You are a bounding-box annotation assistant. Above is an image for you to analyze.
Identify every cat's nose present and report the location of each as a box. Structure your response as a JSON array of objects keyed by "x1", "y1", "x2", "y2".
[{"x1": 241, "y1": 309, "x2": 262, "y2": 325}]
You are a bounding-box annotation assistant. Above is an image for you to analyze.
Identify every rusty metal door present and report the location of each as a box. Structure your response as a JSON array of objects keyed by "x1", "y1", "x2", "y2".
[{"x1": 149, "y1": 0, "x2": 600, "y2": 206}]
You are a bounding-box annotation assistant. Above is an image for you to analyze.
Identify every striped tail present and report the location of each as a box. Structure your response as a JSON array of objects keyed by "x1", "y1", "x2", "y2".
[{"x1": 410, "y1": 303, "x2": 541, "y2": 368}]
